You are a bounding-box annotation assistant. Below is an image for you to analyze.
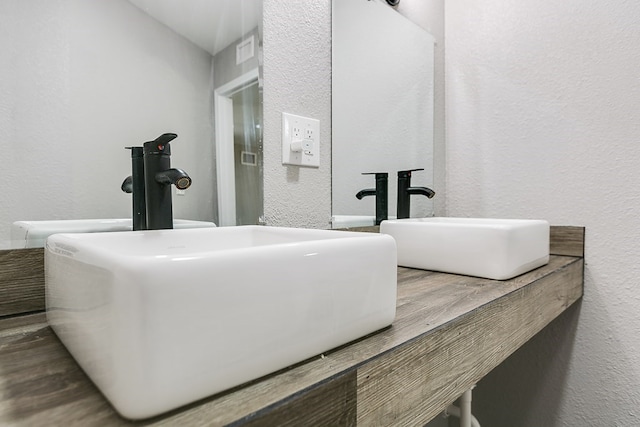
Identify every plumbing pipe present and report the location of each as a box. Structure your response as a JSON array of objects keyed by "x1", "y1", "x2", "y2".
[
  {"x1": 444, "y1": 404, "x2": 481, "y2": 427},
  {"x1": 444, "y1": 386, "x2": 481, "y2": 427},
  {"x1": 460, "y1": 388, "x2": 473, "y2": 427}
]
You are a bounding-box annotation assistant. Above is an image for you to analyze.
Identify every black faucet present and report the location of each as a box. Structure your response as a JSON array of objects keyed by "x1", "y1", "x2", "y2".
[
  {"x1": 121, "y1": 133, "x2": 192, "y2": 230},
  {"x1": 121, "y1": 146, "x2": 146, "y2": 230},
  {"x1": 397, "y1": 168, "x2": 435, "y2": 219},
  {"x1": 356, "y1": 172, "x2": 388, "y2": 225}
]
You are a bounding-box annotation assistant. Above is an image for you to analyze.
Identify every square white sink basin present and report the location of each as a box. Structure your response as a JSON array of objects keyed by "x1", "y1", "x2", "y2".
[
  {"x1": 45, "y1": 226, "x2": 397, "y2": 419},
  {"x1": 380, "y1": 217, "x2": 549, "y2": 280},
  {"x1": 11, "y1": 218, "x2": 216, "y2": 248}
]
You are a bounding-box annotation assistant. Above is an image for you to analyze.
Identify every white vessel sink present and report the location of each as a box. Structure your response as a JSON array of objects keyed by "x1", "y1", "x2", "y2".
[
  {"x1": 45, "y1": 226, "x2": 397, "y2": 419},
  {"x1": 11, "y1": 218, "x2": 216, "y2": 248},
  {"x1": 380, "y1": 217, "x2": 549, "y2": 280}
]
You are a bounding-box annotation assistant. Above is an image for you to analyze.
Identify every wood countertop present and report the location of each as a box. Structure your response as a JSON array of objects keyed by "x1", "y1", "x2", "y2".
[{"x1": 0, "y1": 227, "x2": 584, "y2": 426}]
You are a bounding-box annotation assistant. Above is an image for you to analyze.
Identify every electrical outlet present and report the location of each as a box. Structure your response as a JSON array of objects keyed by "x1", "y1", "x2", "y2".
[{"x1": 282, "y1": 113, "x2": 320, "y2": 167}]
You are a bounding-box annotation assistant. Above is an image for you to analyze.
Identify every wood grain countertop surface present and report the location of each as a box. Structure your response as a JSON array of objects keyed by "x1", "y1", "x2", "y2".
[{"x1": 0, "y1": 249, "x2": 583, "y2": 426}]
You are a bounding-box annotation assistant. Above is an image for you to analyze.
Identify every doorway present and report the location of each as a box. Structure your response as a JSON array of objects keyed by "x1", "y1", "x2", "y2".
[
  {"x1": 231, "y1": 82, "x2": 263, "y2": 225},
  {"x1": 214, "y1": 69, "x2": 264, "y2": 226}
]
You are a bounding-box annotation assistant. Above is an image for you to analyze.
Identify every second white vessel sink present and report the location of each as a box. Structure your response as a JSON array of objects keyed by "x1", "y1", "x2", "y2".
[
  {"x1": 330, "y1": 215, "x2": 398, "y2": 229},
  {"x1": 380, "y1": 217, "x2": 549, "y2": 280},
  {"x1": 45, "y1": 226, "x2": 397, "y2": 419}
]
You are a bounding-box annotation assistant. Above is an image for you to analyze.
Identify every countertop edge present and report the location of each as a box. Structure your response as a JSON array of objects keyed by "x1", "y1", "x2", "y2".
[{"x1": 0, "y1": 255, "x2": 584, "y2": 426}]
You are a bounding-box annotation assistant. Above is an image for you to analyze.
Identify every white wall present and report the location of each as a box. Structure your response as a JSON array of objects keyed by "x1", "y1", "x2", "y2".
[
  {"x1": 66, "y1": 0, "x2": 215, "y2": 224},
  {"x1": 446, "y1": 1, "x2": 640, "y2": 425},
  {"x1": 0, "y1": 0, "x2": 215, "y2": 243}
]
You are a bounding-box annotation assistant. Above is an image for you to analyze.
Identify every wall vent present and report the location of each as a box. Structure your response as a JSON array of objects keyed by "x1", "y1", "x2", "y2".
[{"x1": 236, "y1": 36, "x2": 255, "y2": 65}]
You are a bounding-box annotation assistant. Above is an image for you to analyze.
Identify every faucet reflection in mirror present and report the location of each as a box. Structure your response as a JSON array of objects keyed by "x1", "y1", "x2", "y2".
[
  {"x1": 356, "y1": 172, "x2": 389, "y2": 225},
  {"x1": 355, "y1": 169, "x2": 435, "y2": 224},
  {"x1": 122, "y1": 133, "x2": 192, "y2": 230},
  {"x1": 396, "y1": 169, "x2": 435, "y2": 219}
]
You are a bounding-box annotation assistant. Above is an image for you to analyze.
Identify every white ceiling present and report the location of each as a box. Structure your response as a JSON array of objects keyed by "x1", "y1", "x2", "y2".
[{"x1": 127, "y1": 0, "x2": 261, "y2": 56}]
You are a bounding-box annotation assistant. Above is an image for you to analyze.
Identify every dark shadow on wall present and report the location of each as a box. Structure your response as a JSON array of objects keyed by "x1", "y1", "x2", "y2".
[{"x1": 471, "y1": 298, "x2": 583, "y2": 427}]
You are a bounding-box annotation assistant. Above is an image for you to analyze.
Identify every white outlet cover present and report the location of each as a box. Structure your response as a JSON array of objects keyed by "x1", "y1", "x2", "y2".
[{"x1": 282, "y1": 113, "x2": 320, "y2": 167}]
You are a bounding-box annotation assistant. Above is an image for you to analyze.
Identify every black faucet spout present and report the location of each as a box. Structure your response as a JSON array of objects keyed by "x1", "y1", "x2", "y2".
[
  {"x1": 356, "y1": 188, "x2": 377, "y2": 199},
  {"x1": 406, "y1": 186, "x2": 436, "y2": 198},
  {"x1": 397, "y1": 168, "x2": 435, "y2": 219},
  {"x1": 155, "y1": 168, "x2": 192, "y2": 190}
]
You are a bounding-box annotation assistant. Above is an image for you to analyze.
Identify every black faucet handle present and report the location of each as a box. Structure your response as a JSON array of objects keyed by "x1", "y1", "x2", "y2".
[
  {"x1": 153, "y1": 133, "x2": 178, "y2": 144},
  {"x1": 362, "y1": 172, "x2": 389, "y2": 178},
  {"x1": 144, "y1": 133, "x2": 178, "y2": 156},
  {"x1": 398, "y1": 168, "x2": 424, "y2": 178}
]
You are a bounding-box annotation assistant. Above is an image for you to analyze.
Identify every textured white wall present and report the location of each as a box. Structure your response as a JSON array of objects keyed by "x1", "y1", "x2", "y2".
[
  {"x1": 262, "y1": 1, "x2": 332, "y2": 228},
  {"x1": 446, "y1": 1, "x2": 640, "y2": 425}
]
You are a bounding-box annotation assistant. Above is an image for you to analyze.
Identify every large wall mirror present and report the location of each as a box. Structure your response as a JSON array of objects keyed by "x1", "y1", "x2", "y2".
[
  {"x1": 1, "y1": 0, "x2": 435, "y2": 249},
  {"x1": 332, "y1": 0, "x2": 435, "y2": 227},
  {"x1": 0, "y1": 0, "x2": 262, "y2": 248}
]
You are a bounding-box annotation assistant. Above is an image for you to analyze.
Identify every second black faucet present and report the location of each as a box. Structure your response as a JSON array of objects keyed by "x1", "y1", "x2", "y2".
[
  {"x1": 396, "y1": 168, "x2": 435, "y2": 219},
  {"x1": 355, "y1": 168, "x2": 435, "y2": 222}
]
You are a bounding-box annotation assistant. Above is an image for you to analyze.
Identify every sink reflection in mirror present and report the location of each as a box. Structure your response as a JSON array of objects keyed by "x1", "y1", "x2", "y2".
[
  {"x1": 330, "y1": 214, "x2": 397, "y2": 229},
  {"x1": 11, "y1": 219, "x2": 216, "y2": 249},
  {"x1": 381, "y1": 218, "x2": 550, "y2": 280},
  {"x1": 45, "y1": 226, "x2": 397, "y2": 419}
]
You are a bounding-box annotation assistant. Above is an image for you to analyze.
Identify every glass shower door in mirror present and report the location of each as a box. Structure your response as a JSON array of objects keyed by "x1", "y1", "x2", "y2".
[
  {"x1": 213, "y1": 27, "x2": 264, "y2": 227},
  {"x1": 232, "y1": 83, "x2": 264, "y2": 226}
]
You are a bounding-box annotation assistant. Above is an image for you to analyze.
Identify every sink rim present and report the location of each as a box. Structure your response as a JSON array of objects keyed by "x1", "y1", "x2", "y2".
[{"x1": 45, "y1": 225, "x2": 388, "y2": 259}]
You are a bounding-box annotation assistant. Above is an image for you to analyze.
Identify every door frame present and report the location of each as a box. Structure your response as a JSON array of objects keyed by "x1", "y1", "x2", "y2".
[{"x1": 214, "y1": 68, "x2": 259, "y2": 226}]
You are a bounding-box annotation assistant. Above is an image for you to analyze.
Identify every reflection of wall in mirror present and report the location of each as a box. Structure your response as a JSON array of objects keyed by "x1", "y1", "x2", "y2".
[
  {"x1": 1, "y1": 0, "x2": 221, "y2": 243},
  {"x1": 332, "y1": 0, "x2": 435, "y2": 219}
]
